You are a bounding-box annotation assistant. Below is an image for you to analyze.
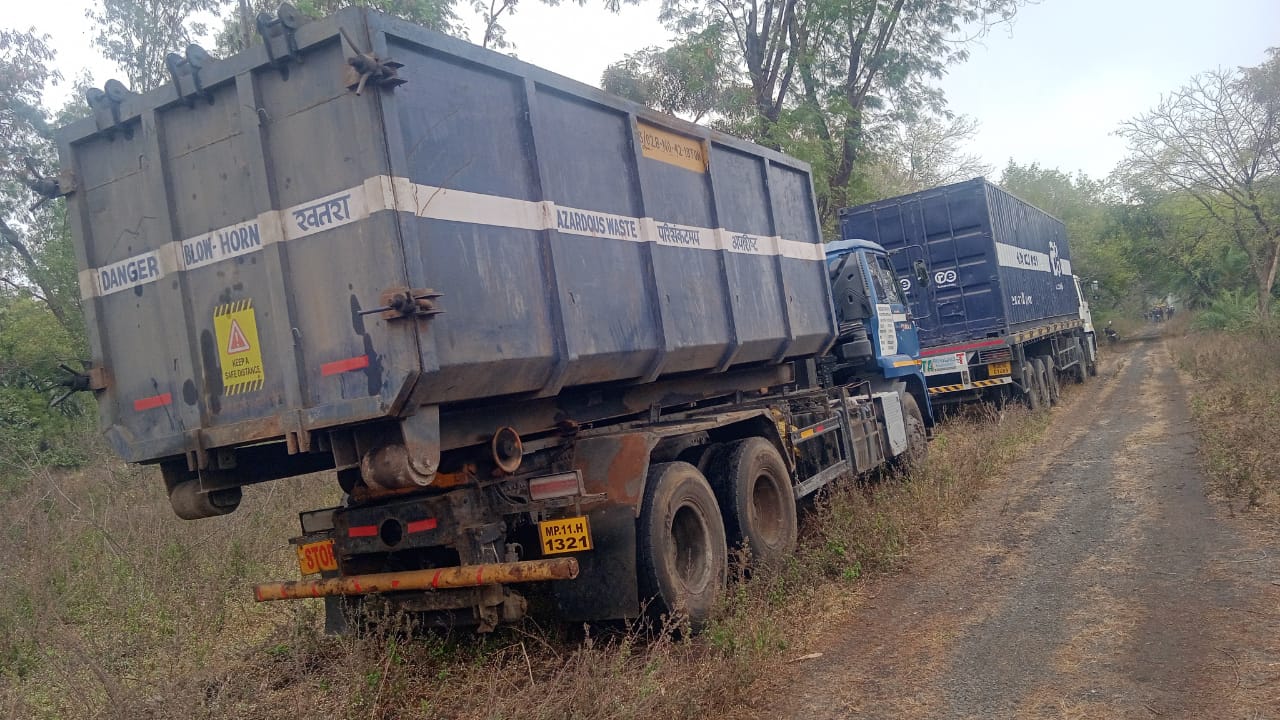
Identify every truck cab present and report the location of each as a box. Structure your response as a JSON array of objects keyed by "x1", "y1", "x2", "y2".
[
  {"x1": 1073, "y1": 275, "x2": 1098, "y2": 370},
  {"x1": 823, "y1": 238, "x2": 933, "y2": 426}
]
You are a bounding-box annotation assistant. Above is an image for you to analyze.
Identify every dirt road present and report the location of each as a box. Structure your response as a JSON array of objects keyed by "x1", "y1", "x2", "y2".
[{"x1": 747, "y1": 341, "x2": 1280, "y2": 719}]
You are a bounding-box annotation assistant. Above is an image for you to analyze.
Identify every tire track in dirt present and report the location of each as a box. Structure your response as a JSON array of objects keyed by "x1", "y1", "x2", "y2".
[{"x1": 742, "y1": 342, "x2": 1280, "y2": 719}]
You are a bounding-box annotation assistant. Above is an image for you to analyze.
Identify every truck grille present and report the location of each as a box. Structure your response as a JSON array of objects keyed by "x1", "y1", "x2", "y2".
[{"x1": 978, "y1": 347, "x2": 1012, "y2": 364}]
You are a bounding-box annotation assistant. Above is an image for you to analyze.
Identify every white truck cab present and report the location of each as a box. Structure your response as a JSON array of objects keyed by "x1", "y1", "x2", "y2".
[{"x1": 1074, "y1": 275, "x2": 1098, "y2": 365}]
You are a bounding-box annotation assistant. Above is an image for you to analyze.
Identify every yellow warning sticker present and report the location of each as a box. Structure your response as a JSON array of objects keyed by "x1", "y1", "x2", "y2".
[
  {"x1": 214, "y1": 299, "x2": 265, "y2": 395},
  {"x1": 637, "y1": 121, "x2": 708, "y2": 174}
]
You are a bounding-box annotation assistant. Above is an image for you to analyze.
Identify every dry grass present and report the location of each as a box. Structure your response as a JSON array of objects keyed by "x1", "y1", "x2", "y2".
[
  {"x1": 1171, "y1": 329, "x2": 1280, "y2": 514},
  {"x1": 0, "y1": 403, "x2": 1049, "y2": 719}
]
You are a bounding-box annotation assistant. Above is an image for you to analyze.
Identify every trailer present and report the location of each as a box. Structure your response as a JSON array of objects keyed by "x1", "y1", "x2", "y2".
[
  {"x1": 52, "y1": 4, "x2": 932, "y2": 629},
  {"x1": 839, "y1": 178, "x2": 1097, "y2": 409}
]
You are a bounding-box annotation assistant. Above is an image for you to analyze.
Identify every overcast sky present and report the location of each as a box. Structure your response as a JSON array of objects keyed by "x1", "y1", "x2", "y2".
[{"x1": 10, "y1": 0, "x2": 1278, "y2": 181}]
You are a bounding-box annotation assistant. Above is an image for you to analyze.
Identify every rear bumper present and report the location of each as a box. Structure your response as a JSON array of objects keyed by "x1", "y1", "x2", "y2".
[{"x1": 253, "y1": 557, "x2": 579, "y2": 601}]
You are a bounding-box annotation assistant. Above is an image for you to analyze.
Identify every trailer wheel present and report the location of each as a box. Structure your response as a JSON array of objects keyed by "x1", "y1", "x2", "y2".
[
  {"x1": 1043, "y1": 356, "x2": 1061, "y2": 405},
  {"x1": 708, "y1": 438, "x2": 798, "y2": 570},
  {"x1": 1021, "y1": 362, "x2": 1042, "y2": 410},
  {"x1": 1070, "y1": 341, "x2": 1087, "y2": 384},
  {"x1": 638, "y1": 461, "x2": 728, "y2": 628},
  {"x1": 1029, "y1": 356, "x2": 1049, "y2": 407}
]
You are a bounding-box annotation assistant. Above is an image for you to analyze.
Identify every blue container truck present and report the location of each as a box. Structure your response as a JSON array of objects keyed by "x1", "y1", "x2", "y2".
[
  {"x1": 53, "y1": 4, "x2": 932, "y2": 630},
  {"x1": 839, "y1": 178, "x2": 1098, "y2": 410}
]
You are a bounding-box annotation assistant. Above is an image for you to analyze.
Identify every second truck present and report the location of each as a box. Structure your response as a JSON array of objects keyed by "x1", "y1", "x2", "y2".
[
  {"x1": 53, "y1": 5, "x2": 933, "y2": 631},
  {"x1": 840, "y1": 178, "x2": 1098, "y2": 411}
]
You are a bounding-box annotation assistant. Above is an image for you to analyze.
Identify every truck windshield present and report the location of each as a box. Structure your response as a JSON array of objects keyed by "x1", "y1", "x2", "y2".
[{"x1": 868, "y1": 254, "x2": 904, "y2": 305}]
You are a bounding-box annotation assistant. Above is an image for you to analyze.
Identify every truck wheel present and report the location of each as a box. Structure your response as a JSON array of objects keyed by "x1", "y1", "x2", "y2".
[
  {"x1": 708, "y1": 438, "x2": 798, "y2": 570},
  {"x1": 895, "y1": 393, "x2": 928, "y2": 470},
  {"x1": 638, "y1": 461, "x2": 728, "y2": 628},
  {"x1": 1043, "y1": 356, "x2": 1061, "y2": 405},
  {"x1": 1031, "y1": 358, "x2": 1050, "y2": 409},
  {"x1": 1022, "y1": 362, "x2": 1042, "y2": 410},
  {"x1": 1071, "y1": 341, "x2": 1087, "y2": 384}
]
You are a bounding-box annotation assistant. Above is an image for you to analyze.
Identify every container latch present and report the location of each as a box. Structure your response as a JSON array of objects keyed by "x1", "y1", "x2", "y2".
[
  {"x1": 166, "y1": 44, "x2": 216, "y2": 107},
  {"x1": 358, "y1": 287, "x2": 444, "y2": 321},
  {"x1": 256, "y1": 3, "x2": 303, "y2": 79}
]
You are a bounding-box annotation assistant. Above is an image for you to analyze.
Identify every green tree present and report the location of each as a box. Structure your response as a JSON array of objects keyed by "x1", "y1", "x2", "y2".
[
  {"x1": 999, "y1": 161, "x2": 1139, "y2": 309},
  {"x1": 0, "y1": 30, "x2": 93, "y2": 476},
  {"x1": 0, "y1": 29, "x2": 80, "y2": 334},
  {"x1": 868, "y1": 114, "x2": 990, "y2": 194},
  {"x1": 87, "y1": 0, "x2": 229, "y2": 92},
  {"x1": 1117, "y1": 50, "x2": 1280, "y2": 321},
  {"x1": 217, "y1": 0, "x2": 644, "y2": 55},
  {"x1": 601, "y1": 26, "x2": 738, "y2": 122},
  {"x1": 653, "y1": 0, "x2": 1024, "y2": 220}
]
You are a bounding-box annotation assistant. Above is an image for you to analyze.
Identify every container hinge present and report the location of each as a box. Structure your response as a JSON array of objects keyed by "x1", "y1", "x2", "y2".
[
  {"x1": 338, "y1": 27, "x2": 406, "y2": 95},
  {"x1": 256, "y1": 3, "x2": 303, "y2": 80},
  {"x1": 358, "y1": 287, "x2": 444, "y2": 321},
  {"x1": 166, "y1": 44, "x2": 217, "y2": 107},
  {"x1": 85, "y1": 79, "x2": 134, "y2": 140}
]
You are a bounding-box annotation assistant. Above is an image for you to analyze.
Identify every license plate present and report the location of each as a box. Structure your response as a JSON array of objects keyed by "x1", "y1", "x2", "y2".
[
  {"x1": 988, "y1": 361, "x2": 1012, "y2": 376},
  {"x1": 538, "y1": 516, "x2": 592, "y2": 555},
  {"x1": 296, "y1": 538, "x2": 338, "y2": 575}
]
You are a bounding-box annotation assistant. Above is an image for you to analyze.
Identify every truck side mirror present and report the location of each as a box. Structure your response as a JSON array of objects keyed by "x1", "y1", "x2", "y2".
[{"x1": 914, "y1": 260, "x2": 929, "y2": 287}]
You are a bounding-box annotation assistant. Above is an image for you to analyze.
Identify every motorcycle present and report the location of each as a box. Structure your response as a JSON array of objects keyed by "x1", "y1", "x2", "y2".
[{"x1": 1105, "y1": 323, "x2": 1119, "y2": 346}]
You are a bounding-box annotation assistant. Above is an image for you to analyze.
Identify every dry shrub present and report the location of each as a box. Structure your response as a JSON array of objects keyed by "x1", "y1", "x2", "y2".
[
  {"x1": 0, "y1": 443, "x2": 338, "y2": 719},
  {"x1": 1172, "y1": 329, "x2": 1280, "y2": 513},
  {"x1": 0, "y1": 399, "x2": 1050, "y2": 719}
]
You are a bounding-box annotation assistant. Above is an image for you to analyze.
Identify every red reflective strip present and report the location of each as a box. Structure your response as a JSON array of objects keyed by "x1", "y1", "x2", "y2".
[
  {"x1": 348, "y1": 525, "x2": 378, "y2": 538},
  {"x1": 431, "y1": 570, "x2": 442, "y2": 589},
  {"x1": 476, "y1": 568, "x2": 484, "y2": 585},
  {"x1": 407, "y1": 518, "x2": 437, "y2": 534},
  {"x1": 920, "y1": 339, "x2": 1006, "y2": 357},
  {"x1": 133, "y1": 393, "x2": 172, "y2": 411},
  {"x1": 321, "y1": 355, "x2": 370, "y2": 376}
]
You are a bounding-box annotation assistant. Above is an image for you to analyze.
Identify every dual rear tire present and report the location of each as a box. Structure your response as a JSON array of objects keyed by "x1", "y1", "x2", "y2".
[
  {"x1": 637, "y1": 439, "x2": 798, "y2": 626},
  {"x1": 1023, "y1": 356, "x2": 1060, "y2": 409}
]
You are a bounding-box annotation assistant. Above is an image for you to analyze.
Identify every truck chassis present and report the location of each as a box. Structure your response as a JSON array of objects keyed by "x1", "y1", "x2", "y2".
[
  {"x1": 921, "y1": 319, "x2": 1097, "y2": 409},
  {"x1": 253, "y1": 373, "x2": 921, "y2": 631}
]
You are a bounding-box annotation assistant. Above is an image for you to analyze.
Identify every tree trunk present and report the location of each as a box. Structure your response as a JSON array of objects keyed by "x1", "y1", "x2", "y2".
[
  {"x1": 239, "y1": 0, "x2": 253, "y2": 49},
  {"x1": 1259, "y1": 241, "x2": 1279, "y2": 323}
]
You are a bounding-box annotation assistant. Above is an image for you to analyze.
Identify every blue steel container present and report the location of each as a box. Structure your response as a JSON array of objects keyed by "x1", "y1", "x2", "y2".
[
  {"x1": 838, "y1": 178, "x2": 1080, "y2": 348},
  {"x1": 58, "y1": 7, "x2": 836, "y2": 464}
]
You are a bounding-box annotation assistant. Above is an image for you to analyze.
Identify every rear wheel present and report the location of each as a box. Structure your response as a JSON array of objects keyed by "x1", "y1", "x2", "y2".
[
  {"x1": 1043, "y1": 355, "x2": 1061, "y2": 405},
  {"x1": 1070, "y1": 341, "x2": 1087, "y2": 384},
  {"x1": 1022, "y1": 360, "x2": 1042, "y2": 410},
  {"x1": 638, "y1": 462, "x2": 728, "y2": 628},
  {"x1": 708, "y1": 438, "x2": 798, "y2": 570},
  {"x1": 1032, "y1": 358, "x2": 1050, "y2": 409}
]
